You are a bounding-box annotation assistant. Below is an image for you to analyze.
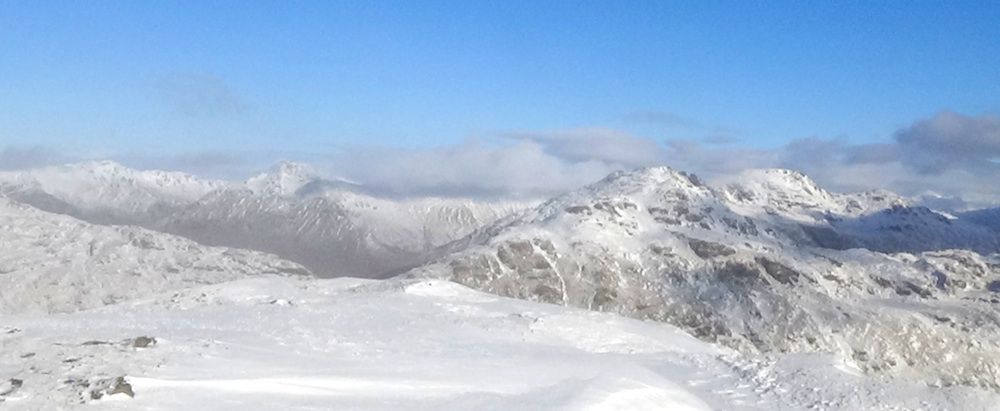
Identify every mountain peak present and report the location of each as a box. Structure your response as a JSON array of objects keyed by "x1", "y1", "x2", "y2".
[
  {"x1": 594, "y1": 166, "x2": 706, "y2": 194},
  {"x1": 720, "y1": 168, "x2": 833, "y2": 207},
  {"x1": 68, "y1": 160, "x2": 132, "y2": 175},
  {"x1": 273, "y1": 160, "x2": 316, "y2": 175},
  {"x1": 245, "y1": 161, "x2": 319, "y2": 197},
  {"x1": 742, "y1": 168, "x2": 822, "y2": 189}
]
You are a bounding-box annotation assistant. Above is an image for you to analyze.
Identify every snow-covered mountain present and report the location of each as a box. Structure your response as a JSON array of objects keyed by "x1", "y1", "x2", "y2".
[
  {"x1": 0, "y1": 161, "x2": 530, "y2": 278},
  {"x1": 156, "y1": 188, "x2": 526, "y2": 278},
  {"x1": 154, "y1": 162, "x2": 529, "y2": 277},
  {"x1": 720, "y1": 169, "x2": 1000, "y2": 253},
  {"x1": 0, "y1": 161, "x2": 224, "y2": 225},
  {"x1": 407, "y1": 166, "x2": 1000, "y2": 390},
  {"x1": 0, "y1": 196, "x2": 310, "y2": 314}
]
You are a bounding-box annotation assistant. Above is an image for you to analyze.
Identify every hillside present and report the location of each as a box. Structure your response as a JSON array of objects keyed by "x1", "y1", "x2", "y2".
[{"x1": 0, "y1": 196, "x2": 310, "y2": 314}]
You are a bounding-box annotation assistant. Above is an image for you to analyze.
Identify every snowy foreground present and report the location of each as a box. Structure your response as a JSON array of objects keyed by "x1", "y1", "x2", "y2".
[{"x1": 2, "y1": 276, "x2": 995, "y2": 410}]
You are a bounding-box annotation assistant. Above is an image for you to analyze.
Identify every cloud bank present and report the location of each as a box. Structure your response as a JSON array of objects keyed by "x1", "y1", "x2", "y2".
[
  {"x1": 327, "y1": 132, "x2": 649, "y2": 199},
  {"x1": 2, "y1": 111, "x2": 998, "y2": 209},
  {"x1": 665, "y1": 111, "x2": 1000, "y2": 209},
  {"x1": 895, "y1": 111, "x2": 1000, "y2": 174},
  {"x1": 326, "y1": 111, "x2": 1000, "y2": 208}
]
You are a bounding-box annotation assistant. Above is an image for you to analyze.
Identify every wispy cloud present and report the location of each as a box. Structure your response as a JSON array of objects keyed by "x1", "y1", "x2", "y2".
[
  {"x1": 155, "y1": 73, "x2": 251, "y2": 118},
  {"x1": 0, "y1": 146, "x2": 66, "y2": 171},
  {"x1": 621, "y1": 111, "x2": 699, "y2": 129},
  {"x1": 622, "y1": 110, "x2": 740, "y2": 145},
  {"x1": 501, "y1": 127, "x2": 666, "y2": 167},
  {"x1": 327, "y1": 138, "x2": 633, "y2": 199}
]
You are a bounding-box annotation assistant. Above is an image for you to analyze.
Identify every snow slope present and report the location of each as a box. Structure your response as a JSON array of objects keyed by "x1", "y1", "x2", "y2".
[
  {"x1": 0, "y1": 196, "x2": 310, "y2": 314},
  {"x1": 2, "y1": 276, "x2": 994, "y2": 410}
]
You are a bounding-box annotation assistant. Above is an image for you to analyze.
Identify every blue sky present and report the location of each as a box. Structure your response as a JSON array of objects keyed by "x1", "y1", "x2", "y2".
[
  {"x1": 2, "y1": 1, "x2": 997, "y2": 154},
  {"x1": 2, "y1": 2, "x2": 1000, "y2": 206}
]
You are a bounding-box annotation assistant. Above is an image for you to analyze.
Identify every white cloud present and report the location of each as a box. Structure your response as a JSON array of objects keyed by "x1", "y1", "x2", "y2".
[
  {"x1": 502, "y1": 127, "x2": 667, "y2": 167},
  {"x1": 894, "y1": 111, "x2": 1000, "y2": 173},
  {"x1": 666, "y1": 113, "x2": 1000, "y2": 210},
  {"x1": 328, "y1": 138, "x2": 630, "y2": 199},
  {"x1": 4, "y1": 112, "x2": 998, "y2": 209}
]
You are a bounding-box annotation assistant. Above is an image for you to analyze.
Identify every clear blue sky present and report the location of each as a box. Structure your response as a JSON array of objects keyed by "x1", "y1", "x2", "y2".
[{"x1": 2, "y1": 1, "x2": 998, "y2": 157}]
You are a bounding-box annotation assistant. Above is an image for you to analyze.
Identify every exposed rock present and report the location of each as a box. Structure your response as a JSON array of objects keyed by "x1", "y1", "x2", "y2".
[
  {"x1": 129, "y1": 336, "x2": 157, "y2": 348},
  {"x1": 714, "y1": 262, "x2": 762, "y2": 286},
  {"x1": 755, "y1": 257, "x2": 802, "y2": 285},
  {"x1": 800, "y1": 225, "x2": 855, "y2": 250},
  {"x1": 687, "y1": 238, "x2": 736, "y2": 259},
  {"x1": 89, "y1": 376, "x2": 134, "y2": 400},
  {"x1": 0, "y1": 378, "x2": 22, "y2": 397}
]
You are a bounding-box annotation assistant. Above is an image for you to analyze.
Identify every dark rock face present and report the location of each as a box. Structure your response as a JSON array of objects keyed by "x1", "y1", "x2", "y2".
[
  {"x1": 89, "y1": 376, "x2": 134, "y2": 400},
  {"x1": 872, "y1": 275, "x2": 933, "y2": 298},
  {"x1": 722, "y1": 216, "x2": 759, "y2": 236},
  {"x1": 129, "y1": 336, "x2": 157, "y2": 348},
  {"x1": 592, "y1": 200, "x2": 638, "y2": 218},
  {"x1": 800, "y1": 225, "x2": 855, "y2": 250},
  {"x1": 755, "y1": 257, "x2": 802, "y2": 285},
  {"x1": 714, "y1": 262, "x2": 762, "y2": 286},
  {"x1": 687, "y1": 238, "x2": 736, "y2": 259},
  {"x1": 0, "y1": 378, "x2": 22, "y2": 398},
  {"x1": 895, "y1": 281, "x2": 932, "y2": 298},
  {"x1": 678, "y1": 171, "x2": 704, "y2": 187},
  {"x1": 450, "y1": 239, "x2": 568, "y2": 305}
]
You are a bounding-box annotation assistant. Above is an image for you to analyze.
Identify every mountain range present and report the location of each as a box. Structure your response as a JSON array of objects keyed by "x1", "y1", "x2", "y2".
[
  {"x1": 0, "y1": 161, "x2": 527, "y2": 278},
  {"x1": 2, "y1": 160, "x2": 1000, "y2": 408}
]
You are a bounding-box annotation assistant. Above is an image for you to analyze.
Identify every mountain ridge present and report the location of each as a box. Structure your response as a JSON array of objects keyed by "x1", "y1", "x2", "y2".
[
  {"x1": 0, "y1": 161, "x2": 532, "y2": 278},
  {"x1": 406, "y1": 165, "x2": 1000, "y2": 390}
]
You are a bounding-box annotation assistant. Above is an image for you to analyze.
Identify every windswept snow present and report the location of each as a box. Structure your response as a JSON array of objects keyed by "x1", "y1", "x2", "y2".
[{"x1": 3, "y1": 276, "x2": 994, "y2": 410}]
